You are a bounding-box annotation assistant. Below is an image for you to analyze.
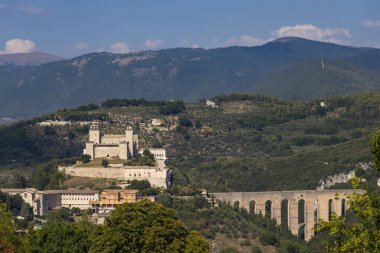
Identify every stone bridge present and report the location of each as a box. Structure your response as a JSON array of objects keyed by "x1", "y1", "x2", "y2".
[{"x1": 211, "y1": 189, "x2": 364, "y2": 241}]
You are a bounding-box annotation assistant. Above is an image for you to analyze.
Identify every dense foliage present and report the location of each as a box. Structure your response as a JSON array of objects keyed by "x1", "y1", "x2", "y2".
[
  {"x1": 0, "y1": 201, "x2": 208, "y2": 253},
  {"x1": 316, "y1": 130, "x2": 380, "y2": 253}
]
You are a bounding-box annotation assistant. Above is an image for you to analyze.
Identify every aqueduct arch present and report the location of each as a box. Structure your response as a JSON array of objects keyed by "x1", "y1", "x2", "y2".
[{"x1": 211, "y1": 189, "x2": 363, "y2": 241}]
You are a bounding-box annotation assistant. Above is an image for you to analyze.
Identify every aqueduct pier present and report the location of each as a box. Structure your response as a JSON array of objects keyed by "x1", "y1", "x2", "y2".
[{"x1": 211, "y1": 189, "x2": 364, "y2": 241}]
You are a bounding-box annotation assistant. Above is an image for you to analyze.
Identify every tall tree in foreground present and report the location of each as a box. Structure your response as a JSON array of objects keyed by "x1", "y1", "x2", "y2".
[
  {"x1": 0, "y1": 203, "x2": 17, "y2": 253},
  {"x1": 89, "y1": 200, "x2": 209, "y2": 253},
  {"x1": 316, "y1": 130, "x2": 380, "y2": 253}
]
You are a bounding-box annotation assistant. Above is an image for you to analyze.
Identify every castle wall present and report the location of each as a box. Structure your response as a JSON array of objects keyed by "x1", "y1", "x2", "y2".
[
  {"x1": 84, "y1": 142, "x2": 95, "y2": 158},
  {"x1": 118, "y1": 142, "x2": 128, "y2": 160},
  {"x1": 94, "y1": 145, "x2": 119, "y2": 158},
  {"x1": 101, "y1": 135, "x2": 125, "y2": 145},
  {"x1": 58, "y1": 166, "x2": 168, "y2": 188}
]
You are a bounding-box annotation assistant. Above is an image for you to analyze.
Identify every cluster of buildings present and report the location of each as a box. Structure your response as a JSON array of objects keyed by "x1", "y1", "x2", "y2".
[
  {"x1": 0, "y1": 188, "x2": 146, "y2": 217},
  {"x1": 59, "y1": 123, "x2": 171, "y2": 188},
  {"x1": 83, "y1": 122, "x2": 167, "y2": 161},
  {"x1": 0, "y1": 122, "x2": 169, "y2": 224}
]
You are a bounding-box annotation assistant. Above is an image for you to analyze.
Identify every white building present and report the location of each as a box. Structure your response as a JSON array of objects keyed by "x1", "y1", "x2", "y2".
[
  {"x1": 139, "y1": 148, "x2": 167, "y2": 160},
  {"x1": 206, "y1": 100, "x2": 218, "y2": 108},
  {"x1": 37, "y1": 120, "x2": 71, "y2": 126},
  {"x1": 60, "y1": 189, "x2": 100, "y2": 210},
  {"x1": 151, "y1": 118, "x2": 163, "y2": 127},
  {"x1": 83, "y1": 122, "x2": 139, "y2": 160}
]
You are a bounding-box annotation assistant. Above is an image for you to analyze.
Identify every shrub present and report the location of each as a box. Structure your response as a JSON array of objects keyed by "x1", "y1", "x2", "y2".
[
  {"x1": 101, "y1": 159, "x2": 109, "y2": 167},
  {"x1": 259, "y1": 232, "x2": 279, "y2": 246},
  {"x1": 79, "y1": 154, "x2": 91, "y2": 163}
]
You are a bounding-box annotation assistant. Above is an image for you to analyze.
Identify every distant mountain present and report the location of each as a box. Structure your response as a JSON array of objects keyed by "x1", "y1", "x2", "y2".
[
  {"x1": 252, "y1": 59, "x2": 380, "y2": 100},
  {"x1": 0, "y1": 52, "x2": 63, "y2": 66},
  {"x1": 0, "y1": 37, "x2": 379, "y2": 118},
  {"x1": 348, "y1": 49, "x2": 380, "y2": 73}
]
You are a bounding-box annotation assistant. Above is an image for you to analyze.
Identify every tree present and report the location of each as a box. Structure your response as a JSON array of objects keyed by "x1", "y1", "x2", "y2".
[
  {"x1": 142, "y1": 149, "x2": 155, "y2": 161},
  {"x1": 126, "y1": 179, "x2": 151, "y2": 191},
  {"x1": 179, "y1": 116, "x2": 192, "y2": 127},
  {"x1": 12, "y1": 175, "x2": 29, "y2": 188},
  {"x1": 101, "y1": 159, "x2": 109, "y2": 168},
  {"x1": 28, "y1": 219, "x2": 95, "y2": 253},
  {"x1": 79, "y1": 154, "x2": 91, "y2": 163},
  {"x1": 0, "y1": 203, "x2": 17, "y2": 253},
  {"x1": 316, "y1": 129, "x2": 380, "y2": 252},
  {"x1": 46, "y1": 207, "x2": 75, "y2": 222},
  {"x1": 89, "y1": 200, "x2": 208, "y2": 253}
]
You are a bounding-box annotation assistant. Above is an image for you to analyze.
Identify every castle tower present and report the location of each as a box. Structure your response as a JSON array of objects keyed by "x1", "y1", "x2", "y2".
[
  {"x1": 125, "y1": 125, "x2": 134, "y2": 158},
  {"x1": 89, "y1": 122, "x2": 100, "y2": 144}
]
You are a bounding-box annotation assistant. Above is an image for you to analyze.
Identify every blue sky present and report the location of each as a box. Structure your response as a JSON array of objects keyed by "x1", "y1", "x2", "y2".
[{"x1": 0, "y1": 0, "x2": 379, "y2": 57}]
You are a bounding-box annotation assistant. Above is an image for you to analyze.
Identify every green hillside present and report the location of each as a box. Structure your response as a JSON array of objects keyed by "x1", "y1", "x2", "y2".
[
  {"x1": 0, "y1": 37, "x2": 378, "y2": 119},
  {"x1": 1, "y1": 92, "x2": 379, "y2": 192},
  {"x1": 253, "y1": 60, "x2": 380, "y2": 101},
  {"x1": 1, "y1": 92, "x2": 380, "y2": 253}
]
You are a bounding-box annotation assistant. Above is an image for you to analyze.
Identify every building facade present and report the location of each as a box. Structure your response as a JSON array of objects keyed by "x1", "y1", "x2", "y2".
[
  {"x1": 60, "y1": 189, "x2": 100, "y2": 210},
  {"x1": 90, "y1": 189, "x2": 142, "y2": 213},
  {"x1": 1, "y1": 188, "x2": 61, "y2": 216},
  {"x1": 83, "y1": 123, "x2": 139, "y2": 160},
  {"x1": 138, "y1": 148, "x2": 167, "y2": 160}
]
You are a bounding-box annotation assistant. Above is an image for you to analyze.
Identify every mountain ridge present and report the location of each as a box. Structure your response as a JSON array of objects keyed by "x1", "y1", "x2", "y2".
[
  {"x1": 0, "y1": 52, "x2": 64, "y2": 66},
  {"x1": 0, "y1": 37, "x2": 379, "y2": 118}
]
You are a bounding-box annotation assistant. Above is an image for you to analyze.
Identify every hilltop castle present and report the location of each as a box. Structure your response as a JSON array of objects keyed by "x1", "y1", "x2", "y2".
[{"x1": 83, "y1": 122, "x2": 139, "y2": 160}]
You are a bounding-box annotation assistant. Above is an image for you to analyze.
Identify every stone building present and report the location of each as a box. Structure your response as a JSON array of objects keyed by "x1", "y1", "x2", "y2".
[
  {"x1": 90, "y1": 189, "x2": 142, "y2": 213},
  {"x1": 1, "y1": 188, "x2": 61, "y2": 216},
  {"x1": 83, "y1": 122, "x2": 139, "y2": 160},
  {"x1": 138, "y1": 148, "x2": 167, "y2": 160},
  {"x1": 60, "y1": 189, "x2": 100, "y2": 210}
]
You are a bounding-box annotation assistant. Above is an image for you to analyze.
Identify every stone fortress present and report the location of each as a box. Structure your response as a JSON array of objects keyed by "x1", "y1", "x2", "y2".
[
  {"x1": 83, "y1": 122, "x2": 138, "y2": 160},
  {"x1": 59, "y1": 123, "x2": 170, "y2": 188}
]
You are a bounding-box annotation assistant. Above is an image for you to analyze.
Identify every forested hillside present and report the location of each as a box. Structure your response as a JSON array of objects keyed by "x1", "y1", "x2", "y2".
[
  {"x1": 1, "y1": 92, "x2": 379, "y2": 192},
  {"x1": 253, "y1": 60, "x2": 380, "y2": 100},
  {"x1": 1, "y1": 92, "x2": 380, "y2": 253}
]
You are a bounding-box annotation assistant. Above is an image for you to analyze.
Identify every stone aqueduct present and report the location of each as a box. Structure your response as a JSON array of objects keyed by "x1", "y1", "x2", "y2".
[{"x1": 211, "y1": 189, "x2": 364, "y2": 241}]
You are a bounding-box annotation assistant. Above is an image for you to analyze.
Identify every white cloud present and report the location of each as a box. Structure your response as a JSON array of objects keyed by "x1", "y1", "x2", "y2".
[
  {"x1": 361, "y1": 20, "x2": 380, "y2": 29},
  {"x1": 74, "y1": 42, "x2": 89, "y2": 50},
  {"x1": 18, "y1": 5, "x2": 44, "y2": 15},
  {"x1": 109, "y1": 42, "x2": 129, "y2": 54},
  {"x1": 0, "y1": 39, "x2": 36, "y2": 54},
  {"x1": 272, "y1": 24, "x2": 351, "y2": 45},
  {"x1": 144, "y1": 39, "x2": 162, "y2": 49},
  {"x1": 224, "y1": 35, "x2": 267, "y2": 47}
]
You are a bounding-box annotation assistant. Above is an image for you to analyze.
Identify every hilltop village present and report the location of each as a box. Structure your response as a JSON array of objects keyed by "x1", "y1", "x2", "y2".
[
  {"x1": 59, "y1": 122, "x2": 170, "y2": 188},
  {"x1": 2, "y1": 121, "x2": 171, "y2": 224}
]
